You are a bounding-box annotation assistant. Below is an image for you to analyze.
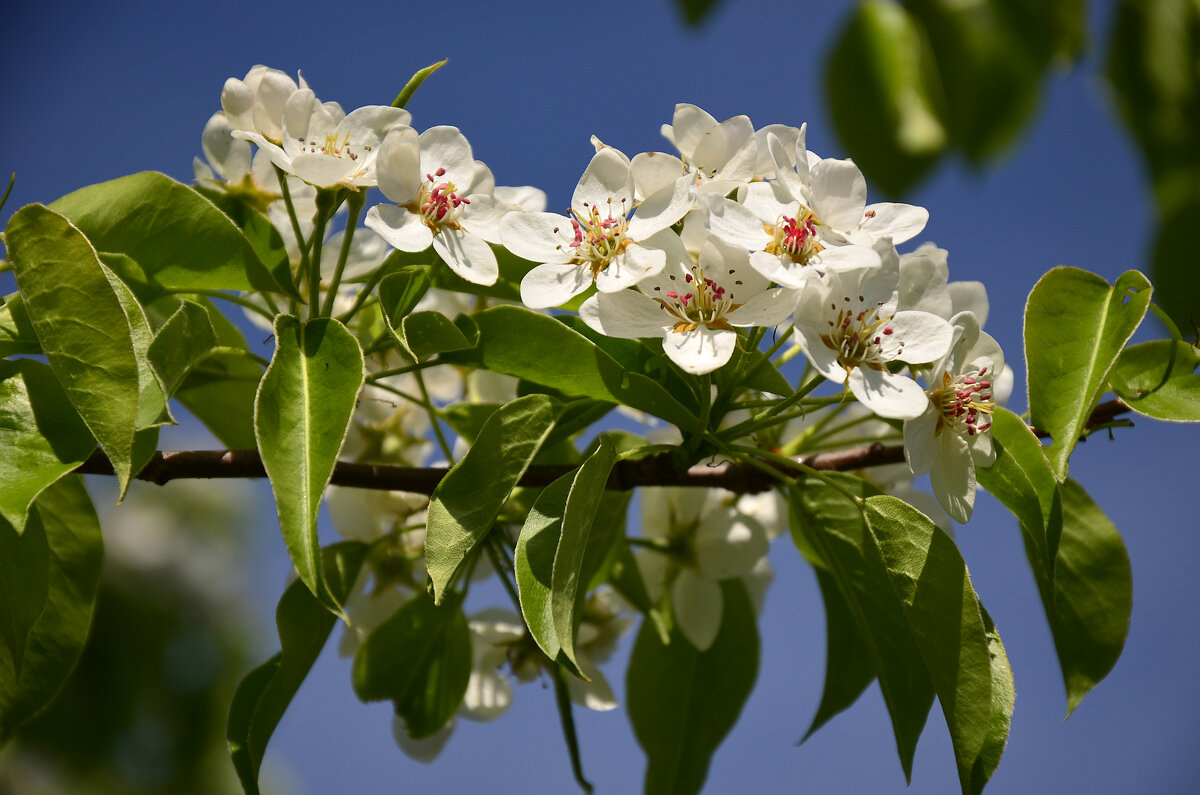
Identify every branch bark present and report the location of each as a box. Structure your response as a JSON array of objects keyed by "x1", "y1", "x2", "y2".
[{"x1": 73, "y1": 399, "x2": 1131, "y2": 495}]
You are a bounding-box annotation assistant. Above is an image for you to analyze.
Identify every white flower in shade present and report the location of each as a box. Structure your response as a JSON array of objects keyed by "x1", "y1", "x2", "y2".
[
  {"x1": 791, "y1": 244, "x2": 954, "y2": 420},
  {"x1": 220, "y1": 65, "x2": 305, "y2": 143},
  {"x1": 904, "y1": 311, "x2": 1006, "y2": 523},
  {"x1": 629, "y1": 104, "x2": 758, "y2": 200},
  {"x1": 897, "y1": 242, "x2": 990, "y2": 326},
  {"x1": 233, "y1": 88, "x2": 410, "y2": 189},
  {"x1": 365, "y1": 125, "x2": 506, "y2": 285},
  {"x1": 493, "y1": 185, "x2": 547, "y2": 213},
  {"x1": 503, "y1": 146, "x2": 692, "y2": 308},
  {"x1": 636, "y1": 487, "x2": 771, "y2": 651},
  {"x1": 751, "y1": 123, "x2": 811, "y2": 180},
  {"x1": 579, "y1": 237, "x2": 795, "y2": 375}
]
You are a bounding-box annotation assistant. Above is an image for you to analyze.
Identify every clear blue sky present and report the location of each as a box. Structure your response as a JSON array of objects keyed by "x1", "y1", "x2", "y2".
[{"x1": 4, "y1": 0, "x2": 1199, "y2": 792}]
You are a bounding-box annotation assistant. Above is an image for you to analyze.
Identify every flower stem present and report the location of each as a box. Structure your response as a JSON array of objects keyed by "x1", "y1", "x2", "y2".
[
  {"x1": 320, "y1": 188, "x2": 366, "y2": 317},
  {"x1": 416, "y1": 368, "x2": 455, "y2": 464}
]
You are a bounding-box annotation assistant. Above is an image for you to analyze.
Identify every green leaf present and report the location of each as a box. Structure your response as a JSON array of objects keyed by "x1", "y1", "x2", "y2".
[
  {"x1": 1110, "y1": 339, "x2": 1200, "y2": 421},
  {"x1": 0, "y1": 360, "x2": 96, "y2": 534},
  {"x1": 106, "y1": 264, "x2": 172, "y2": 430},
  {"x1": 7, "y1": 204, "x2": 140, "y2": 494},
  {"x1": 227, "y1": 542, "x2": 366, "y2": 795},
  {"x1": 256, "y1": 315, "x2": 364, "y2": 613},
  {"x1": 377, "y1": 266, "x2": 433, "y2": 325},
  {"x1": 442, "y1": 306, "x2": 699, "y2": 431},
  {"x1": 1149, "y1": 199, "x2": 1200, "y2": 335},
  {"x1": 1025, "y1": 267, "x2": 1152, "y2": 480},
  {"x1": 49, "y1": 171, "x2": 284, "y2": 294},
  {"x1": 0, "y1": 293, "x2": 39, "y2": 357},
  {"x1": 674, "y1": 0, "x2": 727, "y2": 27},
  {"x1": 864, "y1": 496, "x2": 997, "y2": 794},
  {"x1": 790, "y1": 475, "x2": 933, "y2": 781},
  {"x1": 826, "y1": 0, "x2": 947, "y2": 196},
  {"x1": 627, "y1": 579, "x2": 759, "y2": 795},
  {"x1": 352, "y1": 590, "x2": 471, "y2": 739},
  {"x1": 392, "y1": 58, "x2": 448, "y2": 108},
  {"x1": 515, "y1": 472, "x2": 573, "y2": 663},
  {"x1": 147, "y1": 299, "x2": 220, "y2": 398},
  {"x1": 195, "y1": 185, "x2": 300, "y2": 301},
  {"x1": 176, "y1": 352, "x2": 263, "y2": 449},
  {"x1": 425, "y1": 394, "x2": 556, "y2": 603},
  {"x1": 397, "y1": 311, "x2": 477, "y2": 362},
  {"x1": 0, "y1": 510, "x2": 48, "y2": 677},
  {"x1": 970, "y1": 605, "x2": 1015, "y2": 795},
  {"x1": 1053, "y1": 479, "x2": 1132, "y2": 716},
  {"x1": 0, "y1": 476, "x2": 103, "y2": 745}
]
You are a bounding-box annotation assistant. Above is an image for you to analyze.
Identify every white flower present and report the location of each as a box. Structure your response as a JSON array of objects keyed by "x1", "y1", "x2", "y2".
[
  {"x1": 629, "y1": 104, "x2": 758, "y2": 200},
  {"x1": 579, "y1": 236, "x2": 795, "y2": 375},
  {"x1": 365, "y1": 125, "x2": 506, "y2": 285},
  {"x1": 903, "y1": 311, "x2": 1005, "y2": 523},
  {"x1": 790, "y1": 243, "x2": 954, "y2": 420},
  {"x1": 897, "y1": 242, "x2": 990, "y2": 326},
  {"x1": 636, "y1": 487, "x2": 770, "y2": 650},
  {"x1": 503, "y1": 146, "x2": 692, "y2": 308},
  {"x1": 233, "y1": 88, "x2": 410, "y2": 189},
  {"x1": 220, "y1": 65, "x2": 306, "y2": 143}
]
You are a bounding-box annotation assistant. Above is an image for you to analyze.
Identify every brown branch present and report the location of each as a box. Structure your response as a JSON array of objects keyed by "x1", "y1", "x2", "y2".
[{"x1": 74, "y1": 399, "x2": 1132, "y2": 495}]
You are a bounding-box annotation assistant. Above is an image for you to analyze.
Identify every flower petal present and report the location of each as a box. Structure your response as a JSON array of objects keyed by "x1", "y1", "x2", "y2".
[
  {"x1": 931, "y1": 431, "x2": 976, "y2": 523},
  {"x1": 375, "y1": 126, "x2": 421, "y2": 205},
  {"x1": 848, "y1": 367, "x2": 931, "y2": 420},
  {"x1": 573, "y1": 147, "x2": 633, "y2": 214},
  {"x1": 520, "y1": 262, "x2": 593, "y2": 308},
  {"x1": 580, "y1": 291, "x2": 671, "y2": 339},
  {"x1": 860, "y1": 202, "x2": 928, "y2": 244},
  {"x1": 365, "y1": 204, "x2": 433, "y2": 252},
  {"x1": 810, "y1": 157, "x2": 868, "y2": 230},
  {"x1": 672, "y1": 568, "x2": 722, "y2": 651},
  {"x1": 432, "y1": 229, "x2": 498, "y2": 285},
  {"x1": 500, "y1": 211, "x2": 573, "y2": 263}
]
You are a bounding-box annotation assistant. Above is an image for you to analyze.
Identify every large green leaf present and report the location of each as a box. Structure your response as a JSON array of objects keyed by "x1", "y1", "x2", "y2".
[
  {"x1": 351, "y1": 590, "x2": 470, "y2": 739},
  {"x1": 825, "y1": 0, "x2": 947, "y2": 196},
  {"x1": 442, "y1": 306, "x2": 699, "y2": 431},
  {"x1": 6, "y1": 204, "x2": 140, "y2": 494},
  {"x1": 627, "y1": 579, "x2": 758, "y2": 795},
  {"x1": 49, "y1": 171, "x2": 284, "y2": 294},
  {"x1": 515, "y1": 473, "x2": 573, "y2": 663},
  {"x1": 107, "y1": 264, "x2": 172, "y2": 430},
  {"x1": 256, "y1": 315, "x2": 364, "y2": 612},
  {"x1": 970, "y1": 606, "x2": 1015, "y2": 795},
  {"x1": 147, "y1": 299, "x2": 220, "y2": 398},
  {"x1": 0, "y1": 476, "x2": 103, "y2": 745},
  {"x1": 789, "y1": 475, "x2": 933, "y2": 781},
  {"x1": 864, "y1": 496, "x2": 999, "y2": 794},
  {"x1": 0, "y1": 293, "x2": 39, "y2": 357},
  {"x1": 425, "y1": 394, "x2": 556, "y2": 603},
  {"x1": 194, "y1": 184, "x2": 299, "y2": 301},
  {"x1": 1025, "y1": 267, "x2": 1152, "y2": 480},
  {"x1": 1053, "y1": 479, "x2": 1132, "y2": 716},
  {"x1": 1110, "y1": 339, "x2": 1200, "y2": 421},
  {"x1": 0, "y1": 360, "x2": 95, "y2": 534},
  {"x1": 227, "y1": 542, "x2": 366, "y2": 795},
  {"x1": 0, "y1": 510, "x2": 48, "y2": 678}
]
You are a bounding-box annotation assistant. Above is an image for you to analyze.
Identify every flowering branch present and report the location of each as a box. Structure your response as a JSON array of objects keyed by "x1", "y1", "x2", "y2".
[{"x1": 74, "y1": 399, "x2": 1132, "y2": 494}]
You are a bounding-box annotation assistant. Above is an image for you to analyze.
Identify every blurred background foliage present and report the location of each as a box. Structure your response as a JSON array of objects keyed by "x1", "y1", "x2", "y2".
[{"x1": 3, "y1": 0, "x2": 1198, "y2": 791}]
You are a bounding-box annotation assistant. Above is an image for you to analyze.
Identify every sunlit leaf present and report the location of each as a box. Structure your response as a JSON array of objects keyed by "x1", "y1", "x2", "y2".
[
  {"x1": 1110, "y1": 338, "x2": 1200, "y2": 421},
  {"x1": 148, "y1": 299, "x2": 221, "y2": 398}
]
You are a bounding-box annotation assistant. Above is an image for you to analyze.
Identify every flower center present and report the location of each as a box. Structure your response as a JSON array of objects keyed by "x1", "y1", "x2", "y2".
[
  {"x1": 417, "y1": 168, "x2": 470, "y2": 229},
  {"x1": 767, "y1": 207, "x2": 823, "y2": 264},
  {"x1": 931, "y1": 368, "x2": 995, "y2": 437},
  {"x1": 561, "y1": 202, "x2": 631, "y2": 276},
  {"x1": 819, "y1": 294, "x2": 903, "y2": 371},
  {"x1": 652, "y1": 265, "x2": 743, "y2": 333}
]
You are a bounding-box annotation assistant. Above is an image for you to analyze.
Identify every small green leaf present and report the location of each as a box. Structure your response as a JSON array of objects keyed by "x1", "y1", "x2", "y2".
[
  {"x1": 106, "y1": 264, "x2": 172, "y2": 430},
  {"x1": 7, "y1": 204, "x2": 140, "y2": 494},
  {"x1": 0, "y1": 476, "x2": 103, "y2": 745},
  {"x1": 227, "y1": 542, "x2": 366, "y2": 795},
  {"x1": 256, "y1": 315, "x2": 364, "y2": 613},
  {"x1": 399, "y1": 311, "x2": 477, "y2": 361},
  {"x1": 352, "y1": 590, "x2": 471, "y2": 739},
  {"x1": 970, "y1": 606, "x2": 1015, "y2": 795},
  {"x1": 442, "y1": 306, "x2": 700, "y2": 431},
  {"x1": 49, "y1": 172, "x2": 284, "y2": 294},
  {"x1": 515, "y1": 472, "x2": 573, "y2": 662},
  {"x1": 425, "y1": 394, "x2": 556, "y2": 603},
  {"x1": 627, "y1": 579, "x2": 758, "y2": 795},
  {"x1": 1111, "y1": 339, "x2": 1200, "y2": 421},
  {"x1": 1025, "y1": 267, "x2": 1152, "y2": 480},
  {"x1": 0, "y1": 293, "x2": 39, "y2": 357},
  {"x1": 391, "y1": 59, "x2": 448, "y2": 109},
  {"x1": 147, "y1": 299, "x2": 220, "y2": 398},
  {"x1": 377, "y1": 266, "x2": 433, "y2": 325},
  {"x1": 0, "y1": 360, "x2": 96, "y2": 534},
  {"x1": 864, "y1": 496, "x2": 996, "y2": 794},
  {"x1": 1054, "y1": 479, "x2": 1132, "y2": 716}
]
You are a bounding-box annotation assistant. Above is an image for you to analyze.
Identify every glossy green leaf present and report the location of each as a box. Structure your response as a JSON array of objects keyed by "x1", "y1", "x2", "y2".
[
  {"x1": 377, "y1": 266, "x2": 433, "y2": 327},
  {"x1": 352, "y1": 589, "x2": 470, "y2": 739},
  {"x1": 426, "y1": 394, "x2": 556, "y2": 603},
  {"x1": 396, "y1": 311, "x2": 477, "y2": 362},
  {"x1": 1110, "y1": 339, "x2": 1200, "y2": 421},
  {"x1": 256, "y1": 315, "x2": 364, "y2": 612},
  {"x1": 98, "y1": 251, "x2": 165, "y2": 307},
  {"x1": 970, "y1": 606, "x2": 1015, "y2": 795},
  {"x1": 627, "y1": 579, "x2": 758, "y2": 795},
  {"x1": 227, "y1": 542, "x2": 366, "y2": 795},
  {"x1": 442, "y1": 306, "x2": 699, "y2": 431},
  {"x1": 1025, "y1": 267, "x2": 1152, "y2": 480},
  {"x1": 147, "y1": 299, "x2": 220, "y2": 398},
  {"x1": 0, "y1": 511, "x2": 48, "y2": 677},
  {"x1": 864, "y1": 496, "x2": 997, "y2": 794},
  {"x1": 7, "y1": 204, "x2": 140, "y2": 494},
  {"x1": 790, "y1": 475, "x2": 933, "y2": 781},
  {"x1": 106, "y1": 265, "x2": 172, "y2": 430},
  {"x1": 1053, "y1": 479, "x2": 1132, "y2": 716},
  {"x1": 826, "y1": 0, "x2": 946, "y2": 196},
  {"x1": 0, "y1": 293, "x2": 39, "y2": 357},
  {"x1": 49, "y1": 171, "x2": 284, "y2": 294},
  {"x1": 0, "y1": 360, "x2": 95, "y2": 534},
  {"x1": 516, "y1": 473, "x2": 574, "y2": 663},
  {"x1": 0, "y1": 476, "x2": 103, "y2": 745}
]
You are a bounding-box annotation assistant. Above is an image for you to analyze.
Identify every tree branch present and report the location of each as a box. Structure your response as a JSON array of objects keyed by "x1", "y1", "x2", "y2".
[{"x1": 74, "y1": 399, "x2": 1131, "y2": 495}]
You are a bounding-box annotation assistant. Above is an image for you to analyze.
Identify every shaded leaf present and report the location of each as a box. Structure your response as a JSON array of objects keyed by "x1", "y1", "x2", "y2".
[
  {"x1": 0, "y1": 512, "x2": 49, "y2": 677},
  {"x1": 515, "y1": 473, "x2": 574, "y2": 662},
  {"x1": 148, "y1": 299, "x2": 220, "y2": 398},
  {"x1": 0, "y1": 293, "x2": 39, "y2": 357},
  {"x1": 1149, "y1": 199, "x2": 1200, "y2": 335},
  {"x1": 106, "y1": 264, "x2": 172, "y2": 430},
  {"x1": 1110, "y1": 338, "x2": 1200, "y2": 421}
]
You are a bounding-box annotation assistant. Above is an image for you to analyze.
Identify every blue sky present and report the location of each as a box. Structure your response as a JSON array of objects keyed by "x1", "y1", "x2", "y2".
[{"x1": 4, "y1": 0, "x2": 1199, "y2": 792}]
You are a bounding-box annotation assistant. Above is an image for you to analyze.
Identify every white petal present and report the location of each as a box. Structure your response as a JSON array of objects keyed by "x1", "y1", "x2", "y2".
[
  {"x1": 289, "y1": 153, "x2": 356, "y2": 188},
  {"x1": 931, "y1": 431, "x2": 976, "y2": 523},
  {"x1": 375, "y1": 126, "x2": 421, "y2": 204},
  {"x1": 887, "y1": 310, "x2": 954, "y2": 365},
  {"x1": 520, "y1": 262, "x2": 593, "y2": 308},
  {"x1": 630, "y1": 151, "x2": 685, "y2": 200},
  {"x1": 726, "y1": 287, "x2": 796, "y2": 328},
  {"x1": 706, "y1": 198, "x2": 770, "y2": 250},
  {"x1": 811, "y1": 158, "x2": 868, "y2": 231},
  {"x1": 566, "y1": 656, "x2": 618, "y2": 711},
  {"x1": 627, "y1": 175, "x2": 692, "y2": 240},
  {"x1": 903, "y1": 404, "x2": 940, "y2": 476},
  {"x1": 500, "y1": 211, "x2": 573, "y2": 263},
  {"x1": 813, "y1": 243, "x2": 882, "y2": 273},
  {"x1": 747, "y1": 251, "x2": 817, "y2": 289},
  {"x1": 662, "y1": 325, "x2": 738, "y2": 374},
  {"x1": 580, "y1": 291, "x2": 671, "y2": 339},
  {"x1": 419, "y1": 125, "x2": 476, "y2": 186},
  {"x1": 365, "y1": 204, "x2": 433, "y2": 252},
  {"x1": 432, "y1": 229, "x2": 498, "y2": 285},
  {"x1": 949, "y1": 281, "x2": 990, "y2": 328},
  {"x1": 861, "y1": 203, "x2": 928, "y2": 244},
  {"x1": 573, "y1": 147, "x2": 633, "y2": 215},
  {"x1": 392, "y1": 715, "x2": 454, "y2": 763},
  {"x1": 672, "y1": 569, "x2": 723, "y2": 651},
  {"x1": 458, "y1": 195, "x2": 506, "y2": 244},
  {"x1": 670, "y1": 103, "x2": 720, "y2": 157},
  {"x1": 768, "y1": 132, "x2": 807, "y2": 201},
  {"x1": 493, "y1": 185, "x2": 547, "y2": 212},
  {"x1": 694, "y1": 509, "x2": 768, "y2": 579},
  {"x1": 595, "y1": 245, "x2": 667, "y2": 292},
  {"x1": 848, "y1": 367, "x2": 931, "y2": 420},
  {"x1": 460, "y1": 670, "x2": 513, "y2": 721},
  {"x1": 633, "y1": 548, "x2": 670, "y2": 603}
]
